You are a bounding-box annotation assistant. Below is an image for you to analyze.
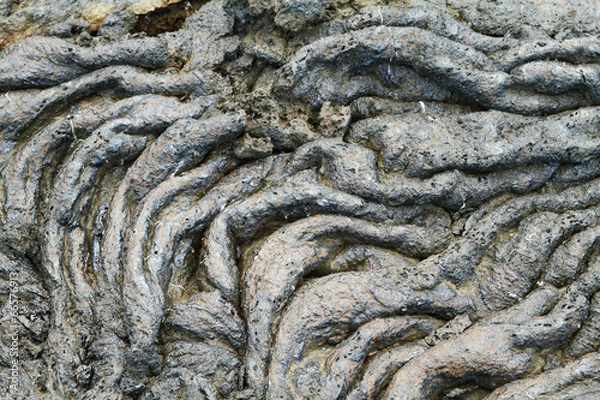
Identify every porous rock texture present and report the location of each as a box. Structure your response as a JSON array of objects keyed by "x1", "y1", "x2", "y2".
[{"x1": 2, "y1": 0, "x2": 600, "y2": 399}]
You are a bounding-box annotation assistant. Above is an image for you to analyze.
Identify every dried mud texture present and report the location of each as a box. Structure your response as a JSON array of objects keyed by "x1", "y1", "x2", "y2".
[{"x1": 3, "y1": 0, "x2": 600, "y2": 399}]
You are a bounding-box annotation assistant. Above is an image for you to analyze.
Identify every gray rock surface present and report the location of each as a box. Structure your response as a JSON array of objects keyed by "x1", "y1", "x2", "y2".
[{"x1": 2, "y1": 0, "x2": 600, "y2": 399}]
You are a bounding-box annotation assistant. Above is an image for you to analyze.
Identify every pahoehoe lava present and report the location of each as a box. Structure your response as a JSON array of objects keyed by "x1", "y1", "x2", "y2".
[{"x1": 3, "y1": 0, "x2": 600, "y2": 399}]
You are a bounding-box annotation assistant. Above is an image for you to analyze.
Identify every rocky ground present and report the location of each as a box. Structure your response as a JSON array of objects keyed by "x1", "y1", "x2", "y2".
[{"x1": 2, "y1": 0, "x2": 600, "y2": 399}]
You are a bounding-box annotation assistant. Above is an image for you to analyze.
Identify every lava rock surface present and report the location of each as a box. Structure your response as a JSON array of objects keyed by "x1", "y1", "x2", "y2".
[{"x1": 2, "y1": 0, "x2": 600, "y2": 399}]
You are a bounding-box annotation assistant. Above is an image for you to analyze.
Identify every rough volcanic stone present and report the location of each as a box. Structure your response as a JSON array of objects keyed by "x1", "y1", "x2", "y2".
[{"x1": 2, "y1": 0, "x2": 600, "y2": 399}]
